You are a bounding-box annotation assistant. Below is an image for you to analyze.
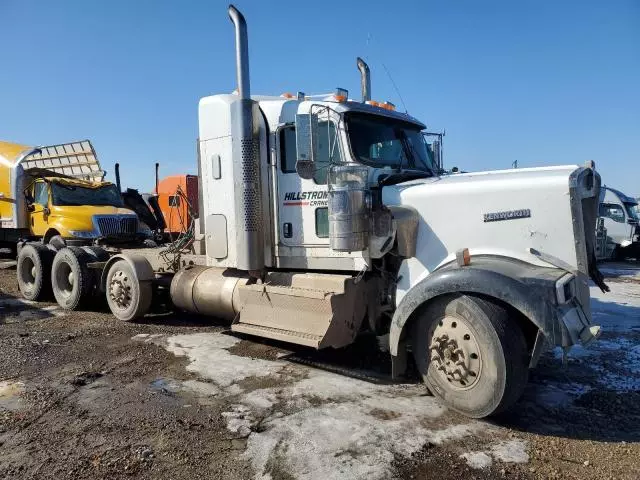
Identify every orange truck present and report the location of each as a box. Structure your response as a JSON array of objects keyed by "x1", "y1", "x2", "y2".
[{"x1": 156, "y1": 174, "x2": 199, "y2": 236}]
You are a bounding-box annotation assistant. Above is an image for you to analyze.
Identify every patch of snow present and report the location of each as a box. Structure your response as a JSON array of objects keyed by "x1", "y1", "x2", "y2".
[
  {"x1": 163, "y1": 333, "x2": 284, "y2": 388},
  {"x1": 147, "y1": 331, "x2": 487, "y2": 480},
  {"x1": 490, "y1": 440, "x2": 529, "y2": 463},
  {"x1": 244, "y1": 402, "x2": 479, "y2": 480},
  {"x1": 460, "y1": 451, "x2": 492, "y2": 469},
  {"x1": 590, "y1": 282, "x2": 640, "y2": 331},
  {"x1": 241, "y1": 388, "x2": 278, "y2": 410},
  {"x1": 223, "y1": 405, "x2": 255, "y2": 437},
  {"x1": 182, "y1": 380, "x2": 221, "y2": 397}
]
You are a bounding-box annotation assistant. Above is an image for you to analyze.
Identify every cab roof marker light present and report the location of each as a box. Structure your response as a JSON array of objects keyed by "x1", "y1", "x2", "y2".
[
  {"x1": 281, "y1": 92, "x2": 294, "y2": 98},
  {"x1": 365, "y1": 100, "x2": 380, "y2": 107},
  {"x1": 333, "y1": 87, "x2": 348, "y2": 102},
  {"x1": 382, "y1": 101, "x2": 396, "y2": 111}
]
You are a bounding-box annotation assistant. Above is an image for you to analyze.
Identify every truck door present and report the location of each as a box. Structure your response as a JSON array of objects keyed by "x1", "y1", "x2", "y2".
[
  {"x1": 275, "y1": 123, "x2": 341, "y2": 247},
  {"x1": 599, "y1": 202, "x2": 630, "y2": 244},
  {"x1": 29, "y1": 181, "x2": 50, "y2": 236}
]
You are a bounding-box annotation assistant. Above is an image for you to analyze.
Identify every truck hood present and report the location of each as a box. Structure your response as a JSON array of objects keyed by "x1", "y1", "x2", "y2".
[
  {"x1": 49, "y1": 205, "x2": 136, "y2": 233},
  {"x1": 381, "y1": 165, "x2": 600, "y2": 303}
]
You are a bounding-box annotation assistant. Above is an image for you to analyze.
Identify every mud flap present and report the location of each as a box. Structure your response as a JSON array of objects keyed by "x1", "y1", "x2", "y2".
[{"x1": 231, "y1": 272, "x2": 367, "y2": 349}]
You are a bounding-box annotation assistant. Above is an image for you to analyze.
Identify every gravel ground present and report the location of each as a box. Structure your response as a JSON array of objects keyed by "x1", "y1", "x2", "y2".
[{"x1": 0, "y1": 259, "x2": 639, "y2": 479}]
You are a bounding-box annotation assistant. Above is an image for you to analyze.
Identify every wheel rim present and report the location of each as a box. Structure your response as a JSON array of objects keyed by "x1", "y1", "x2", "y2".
[
  {"x1": 109, "y1": 270, "x2": 133, "y2": 310},
  {"x1": 55, "y1": 262, "x2": 74, "y2": 298},
  {"x1": 428, "y1": 315, "x2": 483, "y2": 390},
  {"x1": 20, "y1": 257, "x2": 36, "y2": 288}
]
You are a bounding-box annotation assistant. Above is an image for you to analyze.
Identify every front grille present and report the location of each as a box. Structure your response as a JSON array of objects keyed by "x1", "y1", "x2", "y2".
[{"x1": 95, "y1": 216, "x2": 138, "y2": 237}]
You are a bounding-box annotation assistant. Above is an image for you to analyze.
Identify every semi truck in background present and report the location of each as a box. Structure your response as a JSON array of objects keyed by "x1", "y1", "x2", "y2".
[
  {"x1": 156, "y1": 174, "x2": 199, "y2": 237},
  {"x1": 17, "y1": 5, "x2": 606, "y2": 418},
  {"x1": 598, "y1": 186, "x2": 640, "y2": 259}
]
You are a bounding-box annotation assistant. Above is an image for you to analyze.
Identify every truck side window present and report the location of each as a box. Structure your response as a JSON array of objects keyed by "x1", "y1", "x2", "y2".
[
  {"x1": 600, "y1": 203, "x2": 625, "y2": 223},
  {"x1": 279, "y1": 122, "x2": 341, "y2": 185},
  {"x1": 280, "y1": 126, "x2": 297, "y2": 173},
  {"x1": 34, "y1": 183, "x2": 49, "y2": 206},
  {"x1": 314, "y1": 122, "x2": 341, "y2": 185},
  {"x1": 315, "y1": 208, "x2": 329, "y2": 238}
]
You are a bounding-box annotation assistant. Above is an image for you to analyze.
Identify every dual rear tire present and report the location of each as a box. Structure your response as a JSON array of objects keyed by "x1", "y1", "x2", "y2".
[
  {"x1": 17, "y1": 244, "x2": 53, "y2": 301},
  {"x1": 51, "y1": 247, "x2": 93, "y2": 310},
  {"x1": 17, "y1": 243, "x2": 152, "y2": 322}
]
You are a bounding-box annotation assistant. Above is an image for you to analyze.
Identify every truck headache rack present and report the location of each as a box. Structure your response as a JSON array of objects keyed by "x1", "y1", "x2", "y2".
[{"x1": 22, "y1": 140, "x2": 105, "y2": 182}]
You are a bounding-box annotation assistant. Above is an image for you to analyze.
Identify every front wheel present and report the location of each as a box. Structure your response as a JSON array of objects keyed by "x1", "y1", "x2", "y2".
[
  {"x1": 105, "y1": 260, "x2": 152, "y2": 321},
  {"x1": 411, "y1": 294, "x2": 529, "y2": 418}
]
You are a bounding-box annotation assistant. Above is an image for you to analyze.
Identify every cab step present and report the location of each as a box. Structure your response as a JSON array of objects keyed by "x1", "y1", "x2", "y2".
[{"x1": 231, "y1": 272, "x2": 367, "y2": 349}]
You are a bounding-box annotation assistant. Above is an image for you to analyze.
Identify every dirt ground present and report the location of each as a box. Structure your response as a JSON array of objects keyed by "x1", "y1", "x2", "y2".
[{"x1": 0, "y1": 258, "x2": 639, "y2": 480}]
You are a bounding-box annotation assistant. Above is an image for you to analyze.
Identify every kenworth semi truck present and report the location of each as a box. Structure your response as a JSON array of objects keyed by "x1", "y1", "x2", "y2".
[{"x1": 18, "y1": 5, "x2": 606, "y2": 418}]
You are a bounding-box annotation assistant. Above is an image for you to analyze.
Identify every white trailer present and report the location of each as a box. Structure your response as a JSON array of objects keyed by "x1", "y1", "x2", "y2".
[{"x1": 18, "y1": 5, "x2": 607, "y2": 418}]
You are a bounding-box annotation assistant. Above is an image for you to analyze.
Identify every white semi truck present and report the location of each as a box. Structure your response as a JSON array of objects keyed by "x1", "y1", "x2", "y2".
[
  {"x1": 598, "y1": 186, "x2": 639, "y2": 259},
  {"x1": 17, "y1": 5, "x2": 607, "y2": 418}
]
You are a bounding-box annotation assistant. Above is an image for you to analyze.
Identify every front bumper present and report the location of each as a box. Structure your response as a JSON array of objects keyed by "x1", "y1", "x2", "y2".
[{"x1": 557, "y1": 299, "x2": 601, "y2": 347}]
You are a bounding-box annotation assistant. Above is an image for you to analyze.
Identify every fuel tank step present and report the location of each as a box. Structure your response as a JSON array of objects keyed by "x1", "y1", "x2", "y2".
[
  {"x1": 231, "y1": 323, "x2": 324, "y2": 348},
  {"x1": 231, "y1": 272, "x2": 367, "y2": 349}
]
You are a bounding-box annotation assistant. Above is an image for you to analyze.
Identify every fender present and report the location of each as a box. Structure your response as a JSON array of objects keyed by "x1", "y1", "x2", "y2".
[
  {"x1": 100, "y1": 253, "x2": 155, "y2": 291},
  {"x1": 390, "y1": 255, "x2": 567, "y2": 358}
]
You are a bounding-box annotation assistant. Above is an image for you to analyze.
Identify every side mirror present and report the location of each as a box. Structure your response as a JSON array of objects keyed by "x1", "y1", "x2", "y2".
[
  {"x1": 451, "y1": 166, "x2": 459, "y2": 173},
  {"x1": 43, "y1": 207, "x2": 51, "y2": 216},
  {"x1": 295, "y1": 113, "x2": 318, "y2": 180},
  {"x1": 628, "y1": 218, "x2": 638, "y2": 225}
]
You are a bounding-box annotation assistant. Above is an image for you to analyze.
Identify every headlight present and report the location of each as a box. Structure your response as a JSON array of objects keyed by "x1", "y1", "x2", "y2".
[{"x1": 69, "y1": 230, "x2": 98, "y2": 239}]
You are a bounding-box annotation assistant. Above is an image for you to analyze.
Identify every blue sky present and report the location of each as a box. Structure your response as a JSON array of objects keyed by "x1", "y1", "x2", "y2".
[{"x1": 1, "y1": 0, "x2": 639, "y2": 195}]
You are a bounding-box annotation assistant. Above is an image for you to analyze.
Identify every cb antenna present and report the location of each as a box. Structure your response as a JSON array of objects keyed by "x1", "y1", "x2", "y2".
[
  {"x1": 382, "y1": 63, "x2": 408, "y2": 114},
  {"x1": 366, "y1": 32, "x2": 409, "y2": 113}
]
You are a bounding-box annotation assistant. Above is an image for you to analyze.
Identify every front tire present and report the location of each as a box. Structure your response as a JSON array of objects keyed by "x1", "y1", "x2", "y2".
[
  {"x1": 51, "y1": 247, "x2": 92, "y2": 310},
  {"x1": 105, "y1": 260, "x2": 152, "y2": 321},
  {"x1": 411, "y1": 294, "x2": 529, "y2": 418},
  {"x1": 17, "y1": 244, "x2": 53, "y2": 300}
]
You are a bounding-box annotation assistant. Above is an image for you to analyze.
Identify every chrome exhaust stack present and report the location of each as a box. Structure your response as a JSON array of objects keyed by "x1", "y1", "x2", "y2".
[
  {"x1": 229, "y1": 5, "x2": 250, "y2": 100},
  {"x1": 228, "y1": 4, "x2": 264, "y2": 274},
  {"x1": 357, "y1": 57, "x2": 371, "y2": 102}
]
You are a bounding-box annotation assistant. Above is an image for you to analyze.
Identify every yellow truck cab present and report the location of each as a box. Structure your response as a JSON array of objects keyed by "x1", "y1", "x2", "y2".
[{"x1": 27, "y1": 176, "x2": 140, "y2": 245}]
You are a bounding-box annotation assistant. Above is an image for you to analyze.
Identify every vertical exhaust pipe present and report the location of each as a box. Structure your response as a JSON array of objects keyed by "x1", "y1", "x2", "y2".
[
  {"x1": 229, "y1": 5, "x2": 250, "y2": 100},
  {"x1": 357, "y1": 57, "x2": 371, "y2": 102},
  {"x1": 114, "y1": 162, "x2": 121, "y2": 193},
  {"x1": 228, "y1": 4, "x2": 264, "y2": 274},
  {"x1": 155, "y1": 162, "x2": 160, "y2": 193}
]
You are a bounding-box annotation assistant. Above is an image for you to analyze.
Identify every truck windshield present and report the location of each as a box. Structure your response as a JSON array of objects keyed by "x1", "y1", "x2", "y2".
[
  {"x1": 624, "y1": 202, "x2": 639, "y2": 221},
  {"x1": 345, "y1": 112, "x2": 435, "y2": 174},
  {"x1": 51, "y1": 183, "x2": 124, "y2": 207}
]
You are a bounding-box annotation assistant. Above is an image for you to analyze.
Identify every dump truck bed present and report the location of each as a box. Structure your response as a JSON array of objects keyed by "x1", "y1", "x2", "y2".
[{"x1": 21, "y1": 140, "x2": 104, "y2": 183}]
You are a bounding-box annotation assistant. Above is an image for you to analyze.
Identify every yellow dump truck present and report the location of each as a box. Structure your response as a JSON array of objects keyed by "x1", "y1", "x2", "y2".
[
  {"x1": 0, "y1": 140, "x2": 143, "y2": 247},
  {"x1": 1, "y1": 140, "x2": 151, "y2": 304}
]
